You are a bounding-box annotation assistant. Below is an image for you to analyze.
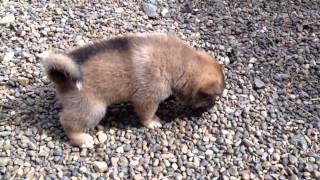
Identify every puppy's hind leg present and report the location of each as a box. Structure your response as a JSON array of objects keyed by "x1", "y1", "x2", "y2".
[{"x1": 59, "y1": 98, "x2": 106, "y2": 148}]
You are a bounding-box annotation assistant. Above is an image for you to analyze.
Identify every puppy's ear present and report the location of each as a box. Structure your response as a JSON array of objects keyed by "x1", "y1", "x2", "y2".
[{"x1": 197, "y1": 51, "x2": 213, "y2": 62}]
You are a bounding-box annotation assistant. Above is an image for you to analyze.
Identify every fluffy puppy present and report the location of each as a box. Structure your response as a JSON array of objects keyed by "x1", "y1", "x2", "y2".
[{"x1": 42, "y1": 33, "x2": 225, "y2": 147}]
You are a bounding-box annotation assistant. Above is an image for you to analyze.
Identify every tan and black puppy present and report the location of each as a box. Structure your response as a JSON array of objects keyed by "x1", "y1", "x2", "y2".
[{"x1": 42, "y1": 33, "x2": 225, "y2": 147}]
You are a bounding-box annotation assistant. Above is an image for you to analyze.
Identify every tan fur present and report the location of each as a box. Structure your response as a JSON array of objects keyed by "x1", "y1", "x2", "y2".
[{"x1": 43, "y1": 33, "x2": 225, "y2": 147}]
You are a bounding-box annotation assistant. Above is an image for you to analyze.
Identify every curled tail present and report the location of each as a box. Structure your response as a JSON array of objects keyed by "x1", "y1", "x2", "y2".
[{"x1": 42, "y1": 52, "x2": 82, "y2": 93}]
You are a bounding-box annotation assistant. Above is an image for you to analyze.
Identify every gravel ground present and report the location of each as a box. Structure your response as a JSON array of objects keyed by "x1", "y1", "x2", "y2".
[{"x1": 0, "y1": 0, "x2": 319, "y2": 179}]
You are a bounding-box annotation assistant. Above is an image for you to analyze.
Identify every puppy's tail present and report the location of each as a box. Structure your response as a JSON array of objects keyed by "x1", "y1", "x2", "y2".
[{"x1": 41, "y1": 52, "x2": 82, "y2": 92}]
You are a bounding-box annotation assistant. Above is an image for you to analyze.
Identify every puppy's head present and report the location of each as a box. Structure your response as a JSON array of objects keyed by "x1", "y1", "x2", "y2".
[{"x1": 183, "y1": 51, "x2": 225, "y2": 111}]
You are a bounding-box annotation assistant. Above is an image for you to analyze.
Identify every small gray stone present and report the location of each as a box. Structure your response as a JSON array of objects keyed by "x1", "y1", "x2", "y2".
[
  {"x1": 261, "y1": 121, "x2": 268, "y2": 131},
  {"x1": 240, "y1": 170, "x2": 250, "y2": 180},
  {"x1": 228, "y1": 166, "x2": 238, "y2": 176},
  {"x1": 0, "y1": 158, "x2": 10, "y2": 166},
  {"x1": 289, "y1": 155, "x2": 298, "y2": 164},
  {"x1": 243, "y1": 139, "x2": 254, "y2": 147},
  {"x1": 94, "y1": 161, "x2": 108, "y2": 173},
  {"x1": 264, "y1": 174, "x2": 273, "y2": 180},
  {"x1": 291, "y1": 134, "x2": 308, "y2": 150},
  {"x1": 303, "y1": 172, "x2": 311, "y2": 177},
  {"x1": 142, "y1": 3, "x2": 158, "y2": 18},
  {"x1": 3, "y1": 52, "x2": 14, "y2": 62},
  {"x1": 118, "y1": 156, "x2": 128, "y2": 166},
  {"x1": 0, "y1": 131, "x2": 11, "y2": 137},
  {"x1": 96, "y1": 131, "x2": 107, "y2": 143},
  {"x1": 79, "y1": 166, "x2": 87, "y2": 174},
  {"x1": 271, "y1": 153, "x2": 281, "y2": 163},
  {"x1": 39, "y1": 146, "x2": 50, "y2": 157},
  {"x1": 0, "y1": 14, "x2": 15, "y2": 25},
  {"x1": 153, "y1": 159, "x2": 159, "y2": 166},
  {"x1": 111, "y1": 157, "x2": 119, "y2": 166},
  {"x1": 304, "y1": 163, "x2": 314, "y2": 172},
  {"x1": 47, "y1": 141, "x2": 55, "y2": 149},
  {"x1": 254, "y1": 78, "x2": 265, "y2": 89},
  {"x1": 161, "y1": 8, "x2": 169, "y2": 17},
  {"x1": 133, "y1": 174, "x2": 144, "y2": 180},
  {"x1": 289, "y1": 174, "x2": 299, "y2": 180},
  {"x1": 116, "y1": 146, "x2": 124, "y2": 153},
  {"x1": 172, "y1": 163, "x2": 178, "y2": 170},
  {"x1": 181, "y1": 144, "x2": 188, "y2": 154},
  {"x1": 114, "y1": 7, "x2": 124, "y2": 13},
  {"x1": 205, "y1": 149, "x2": 214, "y2": 156},
  {"x1": 53, "y1": 149, "x2": 62, "y2": 156},
  {"x1": 123, "y1": 144, "x2": 131, "y2": 152},
  {"x1": 187, "y1": 168, "x2": 193, "y2": 176},
  {"x1": 28, "y1": 141, "x2": 37, "y2": 150}
]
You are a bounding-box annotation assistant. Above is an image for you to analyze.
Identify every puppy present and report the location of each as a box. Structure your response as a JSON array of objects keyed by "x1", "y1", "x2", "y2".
[{"x1": 42, "y1": 33, "x2": 225, "y2": 147}]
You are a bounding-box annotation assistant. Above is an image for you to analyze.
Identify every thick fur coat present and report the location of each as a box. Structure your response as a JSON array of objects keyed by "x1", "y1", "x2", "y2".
[{"x1": 42, "y1": 33, "x2": 225, "y2": 147}]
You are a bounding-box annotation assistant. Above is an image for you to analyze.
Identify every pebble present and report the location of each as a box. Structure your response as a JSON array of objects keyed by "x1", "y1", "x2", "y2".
[
  {"x1": 289, "y1": 174, "x2": 299, "y2": 180},
  {"x1": 0, "y1": 131, "x2": 11, "y2": 137},
  {"x1": 96, "y1": 131, "x2": 107, "y2": 143},
  {"x1": 53, "y1": 149, "x2": 62, "y2": 156},
  {"x1": 133, "y1": 174, "x2": 144, "y2": 180},
  {"x1": 243, "y1": 139, "x2": 254, "y2": 147},
  {"x1": 304, "y1": 163, "x2": 314, "y2": 172},
  {"x1": 116, "y1": 146, "x2": 124, "y2": 153},
  {"x1": 0, "y1": 14, "x2": 15, "y2": 25},
  {"x1": 240, "y1": 170, "x2": 250, "y2": 180},
  {"x1": 16, "y1": 168, "x2": 24, "y2": 176},
  {"x1": 142, "y1": 3, "x2": 158, "y2": 18},
  {"x1": 114, "y1": 7, "x2": 124, "y2": 13},
  {"x1": 271, "y1": 153, "x2": 280, "y2": 164},
  {"x1": 254, "y1": 78, "x2": 265, "y2": 89},
  {"x1": 0, "y1": 1, "x2": 318, "y2": 179},
  {"x1": 18, "y1": 77, "x2": 29, "y2": 86},
  {"x1": 153, "y1": 159, "x2": 159, "y2": 166},
  {"x1": 79, "y1": 166, "x2": 87, "y2": 173},
  {"x1": 161, "y1": 8, "x2": 169, "y2": 17},
  {"x1": 0, "y1": 158, "x2": 10, "y2": 166},
  {"x1": 181, "y1": 144, "x2": 188, "y2": 154},
  {"x1": 289, "y1": 155, "x2": 298, "y2": 165},
  {"x1": 93, "y1": 161, "x2": 108, "y2": 173},
  {"x1": 119, "y1": 156, "x2": 128, "y2": 166},
  {"x1": 111, "y1": 157, "x2": 119, "y2": 166},
  {"x1": 38, "y1": 146, "x2": 50, "y2": 157},
  {"x1": 172, "y1": 163, "x2": 178, "y2": 170},
  {"x1": 3, "y1": 52, "x2": 15, "y2": 62},
  {"x1": 228, "y1": 166, "x2": 238, "y2": 176}
]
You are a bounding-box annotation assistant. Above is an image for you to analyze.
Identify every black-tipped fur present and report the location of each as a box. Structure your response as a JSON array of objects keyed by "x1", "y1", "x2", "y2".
[
  {"x1": 43, "y1": 53, "x2": 82, "y2": 92},
  {"x1": 68, "y1": 36, "x2": 131, "y2": 64}
]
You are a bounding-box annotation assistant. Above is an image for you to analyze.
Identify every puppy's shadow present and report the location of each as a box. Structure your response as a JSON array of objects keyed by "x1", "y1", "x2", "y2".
[
  {"x1": 100, "y1": 96, "x2": 205, "y2": 130},
  {"x1": 3, "y1": 82, "x2": 205, "y2": 144}
]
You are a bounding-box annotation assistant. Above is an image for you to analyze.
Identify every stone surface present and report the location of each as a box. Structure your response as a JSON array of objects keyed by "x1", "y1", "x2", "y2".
[
  {"x1": 142, "y1": 3, "x2": 158, "y2": 18},
  {"x1": 0, "y1": 1, "x2": 319, "y2": 179},
  {"x1": 0, "y1": 14, "x2": 15, "y2": 25},
  {"x1": 3, "y1": 52, "x2": 14, "y2": 62},
  {"x1": 18, "y1": 77, "x2": 29, "y2": 86},
  {"x1": 254, "y1": 78, "x2": 265, "y2": 89},
  {"x1": 93, "y1": 161, "x2": 108, "y2": 173}
]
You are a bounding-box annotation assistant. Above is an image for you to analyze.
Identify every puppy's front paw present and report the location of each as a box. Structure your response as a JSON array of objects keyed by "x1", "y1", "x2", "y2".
[
  {"x1": 81, "y1": 134, "x2": 94, "y2": 149},
  {"x1": 69, "y1": 133, "x2": 94, "y2": 148},
  {"x1": 144, "y1": 117, "x2": 162, "y2": 129}
]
